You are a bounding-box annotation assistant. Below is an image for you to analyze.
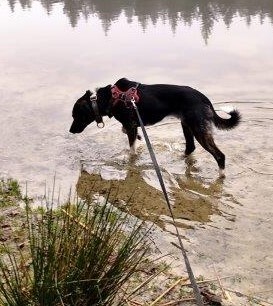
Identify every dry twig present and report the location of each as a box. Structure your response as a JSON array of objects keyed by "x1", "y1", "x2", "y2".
[
  {"x1": 149, "y1": 278, "x2": 187, "y2": 306},
  {"x1": 180, "y1": 275, "x2": 233, "y2": 288},
  {"x1": 128, "y1": 265, "x2": 170, "y2": 298},
  {"x1": 223, "y1": 287, "x2": 273, "y2": 306},
  {"x1": 213, "y1": 264, "x2": 232, "y2": 301},
  {"x1": 61, "y1": 208, "x2": 88, "y2": 229},
  {"x1": 129, "y1": 300, "x2": 143, "y2": 306},
  {"x1": 158, "y1": 297, "x2": 195, "y2": 305}
]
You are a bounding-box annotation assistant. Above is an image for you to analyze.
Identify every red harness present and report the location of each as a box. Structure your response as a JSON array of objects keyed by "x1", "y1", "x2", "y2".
[{"x1": 111, "y1": 85, "x2": 140, "y2": 107}]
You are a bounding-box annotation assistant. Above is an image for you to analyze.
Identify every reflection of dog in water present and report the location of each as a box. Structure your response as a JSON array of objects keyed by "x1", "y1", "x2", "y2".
[
  {"x1": 76, "y1": 165, "x2": 222, "y2": 228},
  {"x1": 70, "y1": 78, "x2": 241, "y2": 177}
]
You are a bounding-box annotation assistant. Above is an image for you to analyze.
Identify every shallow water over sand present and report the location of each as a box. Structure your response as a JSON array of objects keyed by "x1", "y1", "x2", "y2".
[
  {"x1": 75, "y1": 101, "x2": 273, "y2": 300},
  {"x1": 0, "y1": 0, "x2": 273, "y2": 302}
]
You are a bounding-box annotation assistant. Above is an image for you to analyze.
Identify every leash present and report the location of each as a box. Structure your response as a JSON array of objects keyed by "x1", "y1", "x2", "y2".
[{"x1": 130, "y1": 97, "x2": 204, "y2": 306}]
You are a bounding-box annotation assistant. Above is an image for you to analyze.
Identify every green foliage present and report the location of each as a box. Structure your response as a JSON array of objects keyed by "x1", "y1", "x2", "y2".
[
  {"x1": 0, "y1": 195, "x2": 150, "y2": 305},
  {"x1": 0, "y1": 179, "x2": 22, "y2": 208}
]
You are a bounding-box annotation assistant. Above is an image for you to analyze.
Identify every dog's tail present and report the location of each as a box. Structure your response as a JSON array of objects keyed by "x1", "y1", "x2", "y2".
[{"x1": 213, "y1": 105, "x2": 241, "y2": 130}]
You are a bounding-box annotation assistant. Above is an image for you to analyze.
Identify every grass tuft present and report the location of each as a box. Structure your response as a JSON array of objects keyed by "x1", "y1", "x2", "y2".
[
  {"x1": 0, "y1": 179, "x2": 21, "y2": 208},
  {"x1": 0, "y1": 192, "x2": 151, "y2": 305}
]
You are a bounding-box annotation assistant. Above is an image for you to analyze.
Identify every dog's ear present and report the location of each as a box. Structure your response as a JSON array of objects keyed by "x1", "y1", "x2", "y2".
[{"x1": 85, "y1": 90, "x2": 93, "y2": 97}]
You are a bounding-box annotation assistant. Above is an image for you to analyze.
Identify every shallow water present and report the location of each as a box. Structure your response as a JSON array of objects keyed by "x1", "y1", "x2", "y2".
[
  {"x1": 0, "y1": 0, "x2": 273, "y2": 302},
  {"x1": 77, "y1": 101, "x2": 273, "y2": 301}
]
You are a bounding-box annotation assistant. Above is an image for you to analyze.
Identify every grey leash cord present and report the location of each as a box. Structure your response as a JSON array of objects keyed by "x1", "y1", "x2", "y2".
[{"x1": 131, "y1": 98, "x2": 204, "y2": 306}]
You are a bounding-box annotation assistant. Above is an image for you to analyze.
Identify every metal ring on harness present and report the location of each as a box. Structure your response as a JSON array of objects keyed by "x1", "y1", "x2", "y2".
[{"x1": 97, "y1": 121, "x2": 105, "y2": 128}]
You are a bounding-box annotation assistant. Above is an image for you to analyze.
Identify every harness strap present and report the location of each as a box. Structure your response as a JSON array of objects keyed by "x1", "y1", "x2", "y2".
[{"x1": 111, "y1": 84, "x2": 140, "y2": 107}]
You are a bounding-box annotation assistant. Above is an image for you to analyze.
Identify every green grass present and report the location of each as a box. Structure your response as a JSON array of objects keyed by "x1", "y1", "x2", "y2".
[
  {"x1": 0, "y1": 190, "x2": 151, "y2": 305},
  {"x1": 0, "y1": 178, "x2": 21, "y2": 208}
]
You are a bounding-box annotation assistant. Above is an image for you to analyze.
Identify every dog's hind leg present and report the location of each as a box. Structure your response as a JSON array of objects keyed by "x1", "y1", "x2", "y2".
[
  {"x1": 182, "y1": 123, "x2": 195, "y2": 156},
  {"x1": 192, "y1": 128, "x2": 225, "y2": 177}
]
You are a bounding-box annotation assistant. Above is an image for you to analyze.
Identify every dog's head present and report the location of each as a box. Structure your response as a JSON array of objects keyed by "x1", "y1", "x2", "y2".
[
  {"x1": 69, "y1": 90, "x2": 95, "y2": 133},
  {"x1": 69, "y1": 85, "x2": 112, "y2": 134}
]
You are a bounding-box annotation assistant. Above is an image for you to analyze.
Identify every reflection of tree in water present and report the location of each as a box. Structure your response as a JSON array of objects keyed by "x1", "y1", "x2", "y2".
[{"x1": 10, "y1": 0, "x2": 273, "y2": 41}]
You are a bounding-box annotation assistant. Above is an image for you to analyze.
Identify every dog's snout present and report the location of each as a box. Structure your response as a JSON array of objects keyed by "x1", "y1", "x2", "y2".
[
  {"x1": 69, "y1": 121, "x2": 79, "y2": 133},
  {"x1": 69, "y1": 120, "x2": 86, "y2": 134},
  {"x1": 69, "y1": 127, "x2": 76, "y2": 133}
]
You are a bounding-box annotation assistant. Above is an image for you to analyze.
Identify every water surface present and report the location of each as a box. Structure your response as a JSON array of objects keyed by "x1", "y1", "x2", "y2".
[{"x1": 0, "y1": 0, "x2": 273, "y2": 303}]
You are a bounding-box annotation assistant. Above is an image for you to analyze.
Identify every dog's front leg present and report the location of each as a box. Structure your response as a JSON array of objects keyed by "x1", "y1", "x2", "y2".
[
  {"x1": 122, "y1": 126, "x2": 141, "y2": 140},
  {"x1": 126, "y1": 127, "x2": 138, "y2": 155}
]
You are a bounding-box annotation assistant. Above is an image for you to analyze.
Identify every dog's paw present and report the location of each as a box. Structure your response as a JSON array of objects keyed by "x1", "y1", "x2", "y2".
[
  {"x1": 130, "y1": 146, "x2": 137, "y2": 155},
  {"x1": 130, "y1": 141, "x2": 140, "y2": 155},
  {"x1": 218, "y1": 168, "x2": 226, "y2": 178}
]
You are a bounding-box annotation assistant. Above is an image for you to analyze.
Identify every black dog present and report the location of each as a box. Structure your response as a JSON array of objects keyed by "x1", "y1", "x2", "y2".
[{"x1": 70, "y1": 78, "x2": 241, "y2": 176}]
